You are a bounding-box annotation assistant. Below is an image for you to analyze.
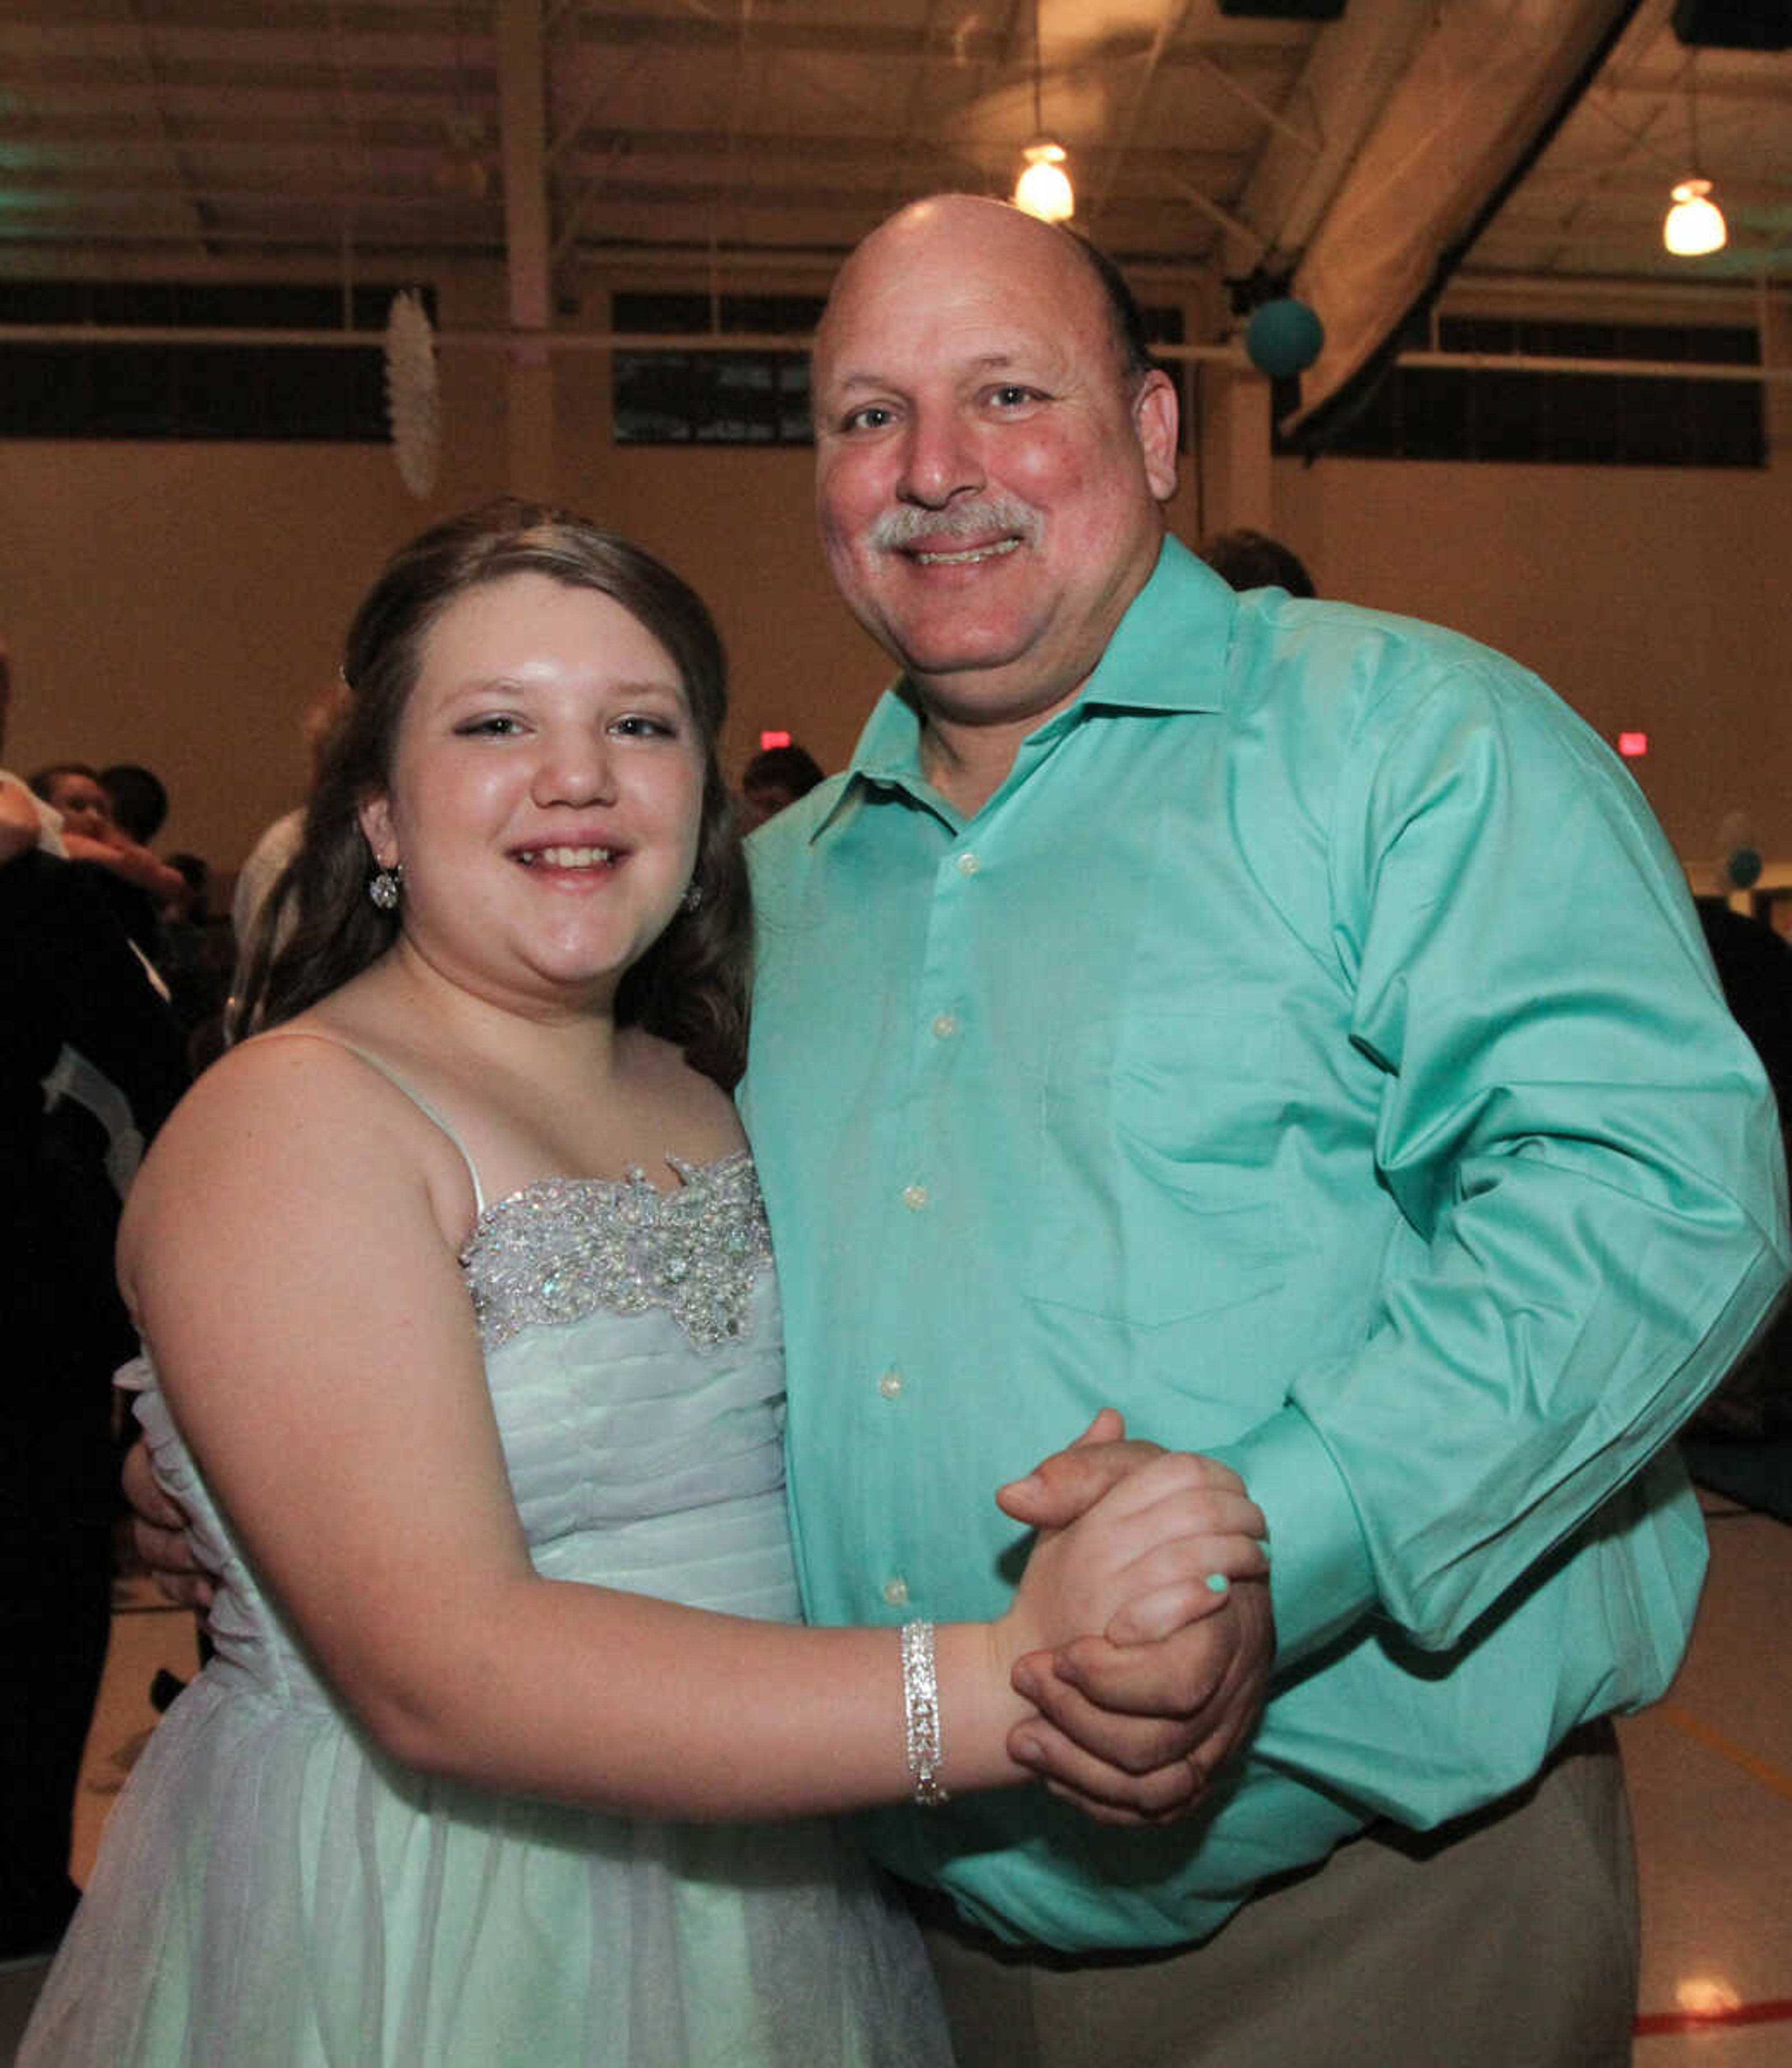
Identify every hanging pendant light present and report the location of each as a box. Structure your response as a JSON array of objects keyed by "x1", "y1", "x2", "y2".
[
  {"x1": 1664, "y1": 56, "x2": 1726, "y2": 259},
  {"x1": 1664, "y1": 178, "x2": 1727, "y2": 256},
  {"x1": 1016, "y1": 142, "x2": 1074, "y2": 223},
  {"x1": 1013, "y1": 0, "x2": 1073, "y2": 222}
]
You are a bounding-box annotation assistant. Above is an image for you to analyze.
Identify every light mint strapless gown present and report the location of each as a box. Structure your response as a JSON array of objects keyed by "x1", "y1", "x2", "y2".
[{"x1": 21, "y1": 1150, "x2": 950, "y2": 2067}]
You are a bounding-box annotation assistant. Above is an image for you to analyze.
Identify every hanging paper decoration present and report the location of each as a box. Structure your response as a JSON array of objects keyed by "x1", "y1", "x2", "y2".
[{"x1": 384, "y1": 289, "x2": 440, "y2": 500}]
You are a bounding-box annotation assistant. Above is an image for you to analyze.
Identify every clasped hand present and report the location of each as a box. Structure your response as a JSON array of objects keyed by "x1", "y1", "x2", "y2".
[{"x1": 997, "y1": 1409, "x2": 1275, "y2": 1826}]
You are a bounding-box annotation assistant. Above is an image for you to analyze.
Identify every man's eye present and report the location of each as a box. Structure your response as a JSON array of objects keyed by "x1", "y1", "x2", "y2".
[
  {"x1": 841, "y1": 404, "x2": 895, "y2": 433},
  {"x1": 990, "y1": 385, "x2": 1041, "y2": 408}
]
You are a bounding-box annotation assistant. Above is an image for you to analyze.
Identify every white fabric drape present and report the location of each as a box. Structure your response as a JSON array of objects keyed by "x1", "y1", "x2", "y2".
[{"x1": 1286, "y1": 0, "x2": 1637, "y2": 432}]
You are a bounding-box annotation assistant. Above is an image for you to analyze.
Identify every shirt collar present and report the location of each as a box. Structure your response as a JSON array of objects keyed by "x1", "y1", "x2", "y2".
[
  {"x1": 809, "y1": 535, "x2": 1235, "y2": 841},
  {"x1": 1074, "y1": 534, "x2": 1233, "y2": 718}
]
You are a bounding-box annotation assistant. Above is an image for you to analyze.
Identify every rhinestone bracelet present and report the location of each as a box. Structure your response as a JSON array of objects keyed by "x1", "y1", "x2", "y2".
[{"x1": 900, "y1": 1618, "x2": 949, "y2": 1807}]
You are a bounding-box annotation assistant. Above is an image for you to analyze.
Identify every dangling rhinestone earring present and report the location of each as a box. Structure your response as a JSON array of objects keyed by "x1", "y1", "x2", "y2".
[
  {"x1": 681, "y1": 880, "x2": 702, "y2": 914},
  {"x1": 368, "y1": 862, "x2": 403, "y2": 912}
]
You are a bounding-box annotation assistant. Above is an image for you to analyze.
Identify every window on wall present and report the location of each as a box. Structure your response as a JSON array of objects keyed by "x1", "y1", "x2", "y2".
[
  {"x1": 0, "y1": 281, "x2": 425, "y2": 441},
  {"x1": 612, "y1": 292, "x2": 1189, "y2": 448},
  {"x1": 612, "y1": 293, "x2": 821, "y2": 446},
  {"x1": 1294, "y1": 314, "x2": 1764, "y2": 468}
]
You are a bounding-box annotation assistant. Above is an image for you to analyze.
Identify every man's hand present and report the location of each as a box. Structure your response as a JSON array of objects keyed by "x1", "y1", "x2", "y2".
[
  {"x1": 997, "y1": 1416, "x2": 1274, "y2": 1823},
  {"x1": 1008, "y1": 1585, "x2": 1274, "y2": 1823},
  {"x1": 122, "y1": 1437, "x2": 212, "y2": 1612}
]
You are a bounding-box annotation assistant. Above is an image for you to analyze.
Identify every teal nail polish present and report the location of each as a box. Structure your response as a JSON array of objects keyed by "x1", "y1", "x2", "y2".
[{"x1": 1204, "y1": 1572, "x2": 1230, "y2": 1594}]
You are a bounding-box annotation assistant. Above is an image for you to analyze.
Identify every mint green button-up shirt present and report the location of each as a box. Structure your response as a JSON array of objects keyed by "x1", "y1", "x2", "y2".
[{"x1": 741, "y1": 537, "x2": 1788, "y2": 1952}]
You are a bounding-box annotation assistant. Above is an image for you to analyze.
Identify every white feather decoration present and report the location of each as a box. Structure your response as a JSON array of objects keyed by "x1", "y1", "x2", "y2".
[{"x1": 384, "y1": 289, "x2": 440, "y2": 499}]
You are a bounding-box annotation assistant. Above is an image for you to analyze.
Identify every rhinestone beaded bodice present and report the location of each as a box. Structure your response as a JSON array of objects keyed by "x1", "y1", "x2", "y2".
[{"x1": 461, "y1": 1150, "x2": 774, "y2": 1353}]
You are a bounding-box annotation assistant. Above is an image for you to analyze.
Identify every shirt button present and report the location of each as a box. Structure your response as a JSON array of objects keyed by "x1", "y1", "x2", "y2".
[
  {"x1": 955, "y1": 851, "x2": 980, "y2": 876},
  {"x1": 903, "y1": 1184, "x2": 929, "y2": 1211},
  {"x1": 882, "y1": 1577, "x2": 910, "y2": 1607},
  {"x1": 931, "y1": 1013, "x2": 959, "y2": 1040},
  {"x1": 878, "y1": 1369, "x2": 904, "y2": 1400}
]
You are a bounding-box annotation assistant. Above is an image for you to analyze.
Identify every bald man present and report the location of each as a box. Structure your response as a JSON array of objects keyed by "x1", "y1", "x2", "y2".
[{"x1": 738, "y1": 196, "x2": 1787, "y2": 2065}]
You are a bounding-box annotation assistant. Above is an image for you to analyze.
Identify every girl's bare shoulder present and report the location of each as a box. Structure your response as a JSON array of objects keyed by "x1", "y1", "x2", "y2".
[
  {"x1": 149, "y1": 1021, "x2": 410, "y2": 1157},
  {"x1": 121, "y1": 1018, "x2": 470, "y2": 1283}
]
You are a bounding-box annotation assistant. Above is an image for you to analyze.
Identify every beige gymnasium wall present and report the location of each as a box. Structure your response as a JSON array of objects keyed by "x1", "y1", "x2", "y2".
[
  {"x1": 2, "y1": 318, "x2": 1787, "y2": 880},
  {"x1": 0, "y1": 317, "x2": 905, "y2": 871},
  {"x1": 1272, "y1": 445, "x2": 1792, "y2": 867}
]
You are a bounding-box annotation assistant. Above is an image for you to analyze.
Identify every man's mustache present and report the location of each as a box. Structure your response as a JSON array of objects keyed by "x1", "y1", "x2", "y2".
[{"x1": 868, "y1": 498, "x2": 1043, "y2": 552}]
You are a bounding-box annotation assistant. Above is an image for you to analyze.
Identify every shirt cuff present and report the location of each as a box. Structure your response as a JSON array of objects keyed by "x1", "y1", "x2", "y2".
[{"x1": 1207, "y1": 1407, "x2": 1376, "y2": 1665}]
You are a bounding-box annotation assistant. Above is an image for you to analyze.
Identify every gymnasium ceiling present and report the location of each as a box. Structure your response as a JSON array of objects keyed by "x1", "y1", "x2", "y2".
[{"x1": 1, "y1": 0, "x2": 1788, "y2": 417}]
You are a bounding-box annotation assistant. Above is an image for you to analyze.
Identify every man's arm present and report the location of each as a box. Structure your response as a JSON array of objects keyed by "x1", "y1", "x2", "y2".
[
  {"x1": 998, "y1": 655, "x2": 1789, "y2": 1816},
  {"x1": 1222, "y1": 667, "x2": 1785, "y2": 1669}
]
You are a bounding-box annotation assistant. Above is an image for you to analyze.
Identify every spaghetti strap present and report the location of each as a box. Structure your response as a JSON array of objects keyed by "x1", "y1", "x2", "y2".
[{"x1": 254, "y1": 1029, "x2": 488, "y2": 1218}]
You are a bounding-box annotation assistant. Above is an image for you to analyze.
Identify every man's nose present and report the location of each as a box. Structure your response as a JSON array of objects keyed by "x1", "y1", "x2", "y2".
[{"x1": 896, "y1": 411, "x2": 984, "y2": 509}]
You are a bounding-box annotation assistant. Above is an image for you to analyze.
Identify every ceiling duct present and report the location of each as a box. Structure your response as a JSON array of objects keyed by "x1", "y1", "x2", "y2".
[
  {"x1": 1672, "y1": 0, "x2": 1792, "y2": 49},
  {"x1": 1218, "y1": 0, "x2": 1347, "y2": 16},
  {"x1": 1282, "y1": 0, "x2": 1644, "y2": 445}
]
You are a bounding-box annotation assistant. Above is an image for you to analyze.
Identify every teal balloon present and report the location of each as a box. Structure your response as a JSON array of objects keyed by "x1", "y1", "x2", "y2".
[
  {"x1": 1246, "y1": 298, "x2": 1325, "y2": 379},
  {"x1": 1727, "y1": 846, "x2": 1764, "y2": 889}
]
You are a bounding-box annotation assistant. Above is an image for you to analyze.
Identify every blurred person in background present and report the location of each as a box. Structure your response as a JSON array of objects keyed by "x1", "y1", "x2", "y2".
[
  {"x1": 28, "y1": 761, "x2": 185, "y2": 953},
  {"x1": 99, "y1": 764, "x2": 169, "y2": 848},
  {"x1": 740, "y1": 742, "x2": 825, "y2": 829},
  {"x1": 1, "y1": 646, "x2": 187, "y2": 1966},
  {"x1": 1196, "y1": 526, "x2": 1316, "y2": 598}
]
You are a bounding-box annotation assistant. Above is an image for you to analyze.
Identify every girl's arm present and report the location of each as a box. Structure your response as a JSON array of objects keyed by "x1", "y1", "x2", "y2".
[
  {"x1": 122, "y1": 1037, "x2": 1266, "y2": 1822},
  {"x1": 0, "y1": 778, "x2": 41, "y2": 862},
  {"x1": 60, "y1": 827, "x2": 186, "y2": 906}
]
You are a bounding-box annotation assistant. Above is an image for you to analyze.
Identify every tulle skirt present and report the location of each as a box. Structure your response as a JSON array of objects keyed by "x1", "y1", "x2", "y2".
[{"x1": 21, "y1": 1670, "x2": 951, "y2": 2067}]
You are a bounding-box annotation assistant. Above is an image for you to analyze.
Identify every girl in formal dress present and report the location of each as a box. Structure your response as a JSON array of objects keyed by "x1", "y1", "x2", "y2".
[{"x1": 23, "y1": 502, "x2": 1264, "y2": 2067}]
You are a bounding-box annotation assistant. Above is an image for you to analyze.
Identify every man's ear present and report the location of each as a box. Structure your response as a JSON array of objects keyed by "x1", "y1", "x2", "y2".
[
  {"x1": 358, "y1": 792, "x2": 396, "y2": 870},
  {"x1": 1133, "y1": 368, "x2": 1179, "y2": 504}
]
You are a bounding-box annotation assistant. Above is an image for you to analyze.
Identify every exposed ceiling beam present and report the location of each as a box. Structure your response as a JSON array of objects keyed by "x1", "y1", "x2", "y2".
[
  {"x1": 498, "y1": 0, "x2": 550, "y2": 335},
  {"x1": 123, "y1": 0, "x2": 213, "y2": 256},
  {"x1": 564, "y1": 14, "x2": 1301, "y2": 69},
  {"x1": 1082, "y1": 0, "x2": 1193, "y2": 233},
  {"x1": 1164, "y1": 171, "x2": 1267, "y2": 259}
]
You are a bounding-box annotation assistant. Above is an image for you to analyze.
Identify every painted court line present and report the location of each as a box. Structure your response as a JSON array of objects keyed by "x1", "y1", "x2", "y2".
[
  {"x1": 1630, "y1": 1705, "x2": 1792, "y2": 2040},
  {"x1": 1635, "y1": 1996, "x2": 1792, "y2": 2037},
  {"x1": 1657, "y1": 1701, "x2": 1792, "y2": 1807}
]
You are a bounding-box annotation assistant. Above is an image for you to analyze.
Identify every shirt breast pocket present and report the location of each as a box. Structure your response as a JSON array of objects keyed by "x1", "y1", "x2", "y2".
[{"x1": 1026, "y1": 1014, "x2": 1291, "y2": 1329}]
